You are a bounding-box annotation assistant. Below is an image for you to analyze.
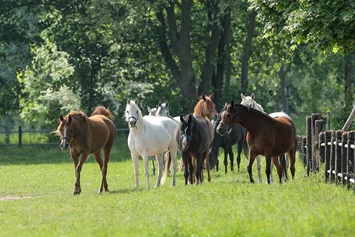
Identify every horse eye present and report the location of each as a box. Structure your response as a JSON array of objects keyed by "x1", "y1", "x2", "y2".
[
  {"x1": 136, "y1": 111, "x2": 138, "y2": 114},
  {"x1": 126, "y1": 110, "x2": 128, "y2": 113}
]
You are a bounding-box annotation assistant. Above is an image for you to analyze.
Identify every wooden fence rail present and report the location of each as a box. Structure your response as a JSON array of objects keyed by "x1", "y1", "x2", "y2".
[
  {"x1": 0, "y1": 126, "x2": 129, "y2": 147},
  {"x1": 298, "y1": 113, "x2": 355, "y2": 192}
]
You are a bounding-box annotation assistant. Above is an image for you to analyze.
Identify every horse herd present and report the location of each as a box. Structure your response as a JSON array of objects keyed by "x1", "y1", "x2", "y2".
[{"x1": 55, "y1": 93, "x2": 298, "y2": 195}]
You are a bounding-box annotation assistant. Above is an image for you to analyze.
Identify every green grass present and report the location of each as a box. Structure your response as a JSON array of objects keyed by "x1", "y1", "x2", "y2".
[{"x1": 0, "y1": 136, "x2": 354, "y2": 237}]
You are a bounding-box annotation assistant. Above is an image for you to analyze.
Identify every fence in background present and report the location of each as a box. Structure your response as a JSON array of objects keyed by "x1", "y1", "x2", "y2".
[
  {"x1": 298, "y1": 112, "x2": 355, "y2": 192},
  {"x1": 0, "y1": 126, "x2": 129, "y2": 147}
]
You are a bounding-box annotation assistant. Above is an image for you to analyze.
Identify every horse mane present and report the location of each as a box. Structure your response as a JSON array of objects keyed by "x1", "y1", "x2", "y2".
[{"x1": 91, "y1": 106, "x2": 114, "y2": 120}]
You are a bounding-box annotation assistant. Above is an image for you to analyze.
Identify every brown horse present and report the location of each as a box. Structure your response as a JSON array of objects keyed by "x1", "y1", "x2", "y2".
[
  {"x1": 216, "y1": 101, "x2": 297, "y2": 184},
  {"x1": 55, "y1": 106, "x2": 116, "y2": 194},
  {"x1": 193, "y1": 93, "x2": 218, "y2": 121}
]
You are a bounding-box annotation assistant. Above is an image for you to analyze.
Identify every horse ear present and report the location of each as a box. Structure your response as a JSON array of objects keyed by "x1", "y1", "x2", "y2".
[
  {"x1": 180, "y1": 115, "x2": 184, "y2": 123},
  {"x1": 201, "y1": 93, "x2": 206, "y2": 101},
  {"x1": 127, "y1": 99, "x2": 130, "y2": 105},
  {"x1": 59, "y1": 115, "x2": 64, "y2": 121},
  {"x1": 188, "y1": 114, "x2": 193, "y2": 123},
  {"x1": 147, "y1": 106, "x2": 151, "y2": 112},
  {"x1": 135, "y1": 99, "x2": 138, "y2": 104},
  {"x1": 158, "y1": 101, "x2": 162, "y2": 106},
  {"x1": 68, "y1": 114, "x2": 72, "y2": 122},
  {"x1": 241, "y1": 93, "x2": 245, "y2": 99},
  {"x1": 165, "y1": 101, "x2": 169, "y2": 107},
  {"x1": 209, "y1": 93, "x2": 214, "y2": 100},
  {"x1": 231, "y1": 100, "x2": 235, "y2": 107},
  {"x1": 251, "y1": 93, "x2": 255, "y2": 99}
]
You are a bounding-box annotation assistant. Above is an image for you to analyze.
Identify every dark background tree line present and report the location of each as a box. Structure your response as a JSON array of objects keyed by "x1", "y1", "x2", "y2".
[{"x1": 0, "y1": 0, "x2": 354, "y2": 136}]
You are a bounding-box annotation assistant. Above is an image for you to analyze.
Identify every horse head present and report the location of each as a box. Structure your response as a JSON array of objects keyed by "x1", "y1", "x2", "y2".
[
  {"x1": 155, "y1": 101, "x2": 170, "y2": 117},
  {"x1": 179, "y1": 114, "x2": 194, "y2": 151},
  {"x1": 58, "y1": 114, "x2": 74, "y2": 150},
  {"x1": 216, "y1": 101, "x2": 237, "y2": 136},
  {"x1": 196, "y1": 93, "x2": 218, "y2": 121},
  {"x1": 126, "y1": 99, "x2": 141, "y2": 128}
]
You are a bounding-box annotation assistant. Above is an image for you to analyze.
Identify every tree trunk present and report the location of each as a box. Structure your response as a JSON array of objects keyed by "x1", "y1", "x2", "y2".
[
  {"x1": 278, "y1": 65, "x2": 288, "y2": 113},
  {"x1": 240, "y1": 11, "x2": 257, "y2": 93},
  {"x1": 198, "y1": 1, "x2": 223, "y2": 95},
  {"x1": 344, "y1": 53, "x2": 353, "y2": 110},
  {"x1": 224, "y1": 9, "x2": 231, "y2": 98}
]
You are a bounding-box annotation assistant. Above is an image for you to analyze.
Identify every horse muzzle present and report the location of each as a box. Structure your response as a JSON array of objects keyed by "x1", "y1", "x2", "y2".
[
  {"x1": 216, "y1": 124, "x2": 226, "y2": 136},
  {"x1": 60, "y1": 137, "x2": 70, "y2": 150},
  {"x1": 128, "y1": 116, "x2": 138, "y2": 128}
]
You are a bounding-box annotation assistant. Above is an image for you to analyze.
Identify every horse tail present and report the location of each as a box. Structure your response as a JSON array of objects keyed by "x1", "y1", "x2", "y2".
[
  {"x1": 91, "y1": 106, "x2": 114, "y2": 120},
  {"x1": 161, "y1": 151, "x2": 171, "y2": 185}
]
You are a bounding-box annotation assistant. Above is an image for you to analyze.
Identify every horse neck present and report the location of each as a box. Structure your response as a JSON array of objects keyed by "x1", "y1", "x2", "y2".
[
  {"x1": 193, "y1": 101, "x2": 207, "y2": 118},
  {"x1": 235, "y1": 107, "x2": 262, "y2": 135}
]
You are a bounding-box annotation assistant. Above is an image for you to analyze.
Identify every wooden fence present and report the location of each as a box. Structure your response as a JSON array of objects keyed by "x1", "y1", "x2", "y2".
[
  {"x1": 0, "y1": 126, "x2": 129, "y2": 147},
  {"x1": 298, "y1": 112, "x2": 355, "y2": 192}
]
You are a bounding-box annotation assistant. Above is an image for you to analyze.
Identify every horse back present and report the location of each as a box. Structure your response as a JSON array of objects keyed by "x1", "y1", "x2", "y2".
[{"x1": 86, "y1": 115, "x2": 116, "y2": 152}]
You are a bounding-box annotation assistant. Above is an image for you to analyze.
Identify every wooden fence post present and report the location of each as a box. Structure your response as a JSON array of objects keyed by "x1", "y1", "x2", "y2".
[
  {"x1": 342, "y1": 105, "x2": 355, "y2": 131},
  {"x1": 306, "y1": 116, "x2": 312, "y2": 176},
  {"x1": 335, "y1": 130, "x2": 343, "y2": 184},
  {"x1": 324, "y1": 131, "x2": 332, "y2": 182},
  {"x1": 330, "y1": 130, "x2": 336, "y2": 182},
  {"x1": 18, "y1": 126, "x2": 22, "y2": 147},
  {"x1": 341, "y1": 132, "x2": 348, "y2": 185},
  {"x1": 348, "y1": 131, "x2": 355, "y2": 190}
]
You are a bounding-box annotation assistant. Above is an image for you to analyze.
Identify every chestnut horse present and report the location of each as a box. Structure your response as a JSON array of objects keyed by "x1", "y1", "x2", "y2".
[
  {"x1": 216, "y1": 101, "x2": 297, "y2": 184},
  {"x1": 176, "y1": 114, "x2": 214, "y2": 185},
  {"x1": 55, "y1": 106, "x2": 116, "y2": 195}
]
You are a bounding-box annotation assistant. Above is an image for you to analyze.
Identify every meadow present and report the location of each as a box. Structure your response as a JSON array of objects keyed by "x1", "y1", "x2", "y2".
[{"x1": 0, "y1": 134, "x2": 354, "y2": 237}]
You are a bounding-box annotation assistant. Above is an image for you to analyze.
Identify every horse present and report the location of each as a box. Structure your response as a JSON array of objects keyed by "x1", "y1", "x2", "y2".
[
  {"x1": 176, "y1": 114, "x2": 214, "y2": 184},
  {"x1": 209, "y1": 118, "x2": 248, "y2": 173},
  {"x1": 193, "y1": 93, "x2": 218, "y2": 121},
  {"x1": 147, "y1": 101, "x2": 171, "y2": 176},
  {"x1": 240, "y1": 93, "x2": 290, "y2": 183},
  {"x1": 126, "y1": 99, "x2": 178, "y2": 188},
  {"x1": 216, "y1": 101, "x2": 297, "y2": 184},
  {"x1": 55, "y1": 106, "x2": 116, "y2": 195},
  {"x1": 148, "y1": 101, "x2": 170, "y2": 117}
]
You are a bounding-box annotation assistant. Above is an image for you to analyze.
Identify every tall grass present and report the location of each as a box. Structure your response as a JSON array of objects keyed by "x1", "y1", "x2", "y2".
[{"x1": 0, "y1": 136, "x2": 354, "y2": 236}]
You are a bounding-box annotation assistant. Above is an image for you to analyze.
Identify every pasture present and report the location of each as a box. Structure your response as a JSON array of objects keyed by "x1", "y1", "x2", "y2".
[{"x1": 0, "y1": 134, "x2": 354, "y2": 236}]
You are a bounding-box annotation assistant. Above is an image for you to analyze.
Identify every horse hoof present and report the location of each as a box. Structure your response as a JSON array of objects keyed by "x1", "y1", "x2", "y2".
[{"x1": 73, "y1": 191, "x2": 80, "y2": 195}]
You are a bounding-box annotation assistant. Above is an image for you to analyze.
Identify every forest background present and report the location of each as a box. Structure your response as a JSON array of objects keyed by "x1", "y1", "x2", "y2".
[{"x1": 1, "y1": 0, "x2": 355, "y2": 135}]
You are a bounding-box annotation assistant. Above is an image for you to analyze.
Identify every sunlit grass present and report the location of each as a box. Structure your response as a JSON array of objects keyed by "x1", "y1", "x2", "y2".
[{"x1": 0, "y1": 140, "x2": 354, "y2": 236}]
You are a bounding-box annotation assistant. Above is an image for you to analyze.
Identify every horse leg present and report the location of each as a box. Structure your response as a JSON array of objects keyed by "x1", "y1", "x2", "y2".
[
  {"x1": 181, "y1": 153, "x2": 189, "y2": 185},
  {"x1": 154, "y1": 153, "x2": 164, "y2": 188},
  {"x1": 150, "y1": 156, "x2": 156, "y2": 176},
  {"x1": 142, "y1": 154, "x2": 151, "y2": 188},
  {"x1": 271, "y1": 156, "x2": 282, "y2": 184},
  {"x1": 236, "y1": 142, "x2": 242, "y2": 172},
  {"x1": 131, "y1": 152, "x2": 140, "y2": 189},
  {"x1": 170, "y1": 150, "x2": 177, "y2": 187},
  {"x1": 223, "y1": 148, "x2": 228, "y2": 174},
  {"x1": 247, "y1": 150, "x2": 257, "y2": 183},
  {"x1": 289, "y1": 150, "x2": 296, "y2": 179},
  {"x1": 256, "y1": 155, "x2": 262, "y2": 184},
  {"x1": 229, "y1": 146, "x2": 234, "y2": 172},
  {"x1": 279, "y1": 154, "x2": 287, "y2": 181},
  {"x1": 73, "y1": 151, "x2": 89, "y2": 195},
  {"x1": 93, "y1": 151, "x2": 108, "y2": 193},
  {"x1": 189, "y1": 157, "x2": 195, "y2": 184}
]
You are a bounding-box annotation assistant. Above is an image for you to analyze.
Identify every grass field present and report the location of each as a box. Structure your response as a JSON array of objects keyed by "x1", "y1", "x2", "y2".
[{"x1": 0, "y1": 134, "x2": 354, "y2": 237}]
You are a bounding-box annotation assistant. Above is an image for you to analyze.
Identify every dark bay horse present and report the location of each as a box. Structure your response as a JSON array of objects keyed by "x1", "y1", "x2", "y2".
[
  {"x1": 176, "y1": 114, "x2": 214, "y2": 185},
  {"x1": 216, "y1": 101, "x2": 297, "y2": 184},
  {"x1": 209, "y1": 118, "x2": 248, "y2": 173},
  {"x1": 55, "y1": 106, "x2": 116, "y2": 194}
]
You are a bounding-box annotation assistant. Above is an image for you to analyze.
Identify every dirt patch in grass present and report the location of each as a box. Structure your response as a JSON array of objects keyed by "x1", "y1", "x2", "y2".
[{"x1": 0, "y1": 195, "x2": 39, "y2": 201}]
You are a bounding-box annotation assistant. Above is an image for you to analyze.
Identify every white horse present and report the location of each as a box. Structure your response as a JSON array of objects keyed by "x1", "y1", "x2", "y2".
[
  {"x1": 126, "y1": 99, "x2": 178, "y2": 188},
  {"x1": 240, "y1": 93, "x2": 290, "y2": 183}
]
